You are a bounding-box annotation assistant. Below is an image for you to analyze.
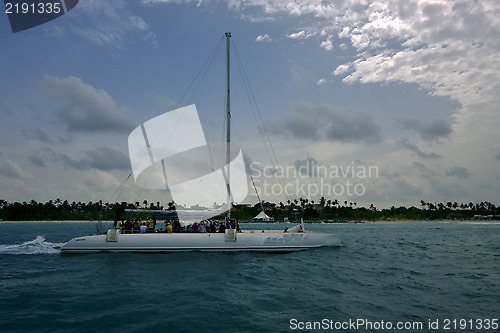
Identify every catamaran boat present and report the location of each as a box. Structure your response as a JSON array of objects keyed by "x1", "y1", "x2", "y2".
[
  {"x1": 61, "y1": 33, "x2": 340, "y2": 254},
  {"x1": 60, "y1": 222, "x2": 340, "y2": 253}
]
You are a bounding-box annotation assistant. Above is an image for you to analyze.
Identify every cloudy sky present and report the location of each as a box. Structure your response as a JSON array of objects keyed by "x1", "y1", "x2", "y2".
[{"x1": 1, "y1": 0, "x2": 499, "y2": 209}]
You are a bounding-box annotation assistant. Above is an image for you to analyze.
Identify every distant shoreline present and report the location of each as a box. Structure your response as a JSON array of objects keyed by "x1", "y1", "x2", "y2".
[
  {"x1": 1, "y1": 219, "x2": 498, "y2": 224},
  {"x1": 0, "y1": 220, "x2": 111, "y2": 223}
]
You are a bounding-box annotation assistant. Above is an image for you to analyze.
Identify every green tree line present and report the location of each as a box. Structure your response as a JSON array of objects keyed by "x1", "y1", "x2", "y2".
[
  {"x1": 0, "y1": 199, "x2": 167, "y2": 221},
  {"x1": 248, "y1": 198, "x2": 499, "y2": 222},
  {"x1": 1, "y1": 197, "x2": 498, "y2": 222}
]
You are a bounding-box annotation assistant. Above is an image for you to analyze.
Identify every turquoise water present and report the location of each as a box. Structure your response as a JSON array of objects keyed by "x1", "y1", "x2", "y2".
[{"x1": 0, "y1": 222, "x2": 498, "y2": 332}]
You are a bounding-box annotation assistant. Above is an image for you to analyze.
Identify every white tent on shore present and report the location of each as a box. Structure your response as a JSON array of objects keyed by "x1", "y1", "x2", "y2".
[{"x1": 253, "y1": 210, "x2": 274, "y2": 222}]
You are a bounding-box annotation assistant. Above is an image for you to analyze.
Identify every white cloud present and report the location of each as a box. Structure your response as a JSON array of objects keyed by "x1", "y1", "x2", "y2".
[
  {"x1": 333, "y1": 64, "x2": 350, "y2": 75},
  {"x1": 339, "y1": 43, "x2": 348, "y2": 50},
  {"x1": 256, "y1": 33, "x2": 271, "y2": 42},
  {"x1": 338, "y1": 26, "x2": 350, "y2": 39},
  {"x1": 350, "y1": 33, "x2": 370, "y2": 49},
  {"x1": 57, "y1": 0, "x2": 154, "y2": 48},
  {"x1": 128, "y1": 15, "x2": 149, "y2": 31},
  {"x1": 205, "y1": 0, "x2": 499, "y2": 126},
  {"x1": 326, "y1": 1, "x2": 500, "y2": 111},
  {"x1": 316, "y1": 78, "x2": 327, "y2": 85},
  {"x1": 288, "y1": 30, "x2": 315, "y2": 39},
  {"x1": 320, "y1": 36, "x2": 333, "y2": 51}
]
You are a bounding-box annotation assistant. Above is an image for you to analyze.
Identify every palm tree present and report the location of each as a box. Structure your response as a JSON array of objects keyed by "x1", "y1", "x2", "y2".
[{"x1": 299, "y1": 198, "x2": 306, "y2": 209}]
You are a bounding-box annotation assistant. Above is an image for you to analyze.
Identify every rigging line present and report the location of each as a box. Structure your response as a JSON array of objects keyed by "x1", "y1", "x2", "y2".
[
  {"x1": 187, "y1": 41, "x2": 224, "y2": 105},
  {"x1": 232, "y1": 39, "x2": 291, "y2": 201},
  {"x1": 129, "y1": 35, "x2": 226, "y2": 205},
  {"x1": 231, "y1": 39, "x2": 275, "y2": 163},
  {"x1": 149, "y1": 35, "x2": 224, "y2": 159},
  {"x1": 230, "y1": 40, "x2": 272, "y2": 160},
  {"x1": 177, "y1": 35, "x2": 225, "y2": 107},
  {"x1": 143, "y1": 35, "x2": 225, "y2": 168},
  {"x1": 235, "y1": 59, "x2": 274, "y2": 168},
  {"x1": 239, "y1": 59, "x2": 280, "y2": 169},
  {"x1": 137, "y1": 35, "x2": 224, "y2": 172},
  {"x1": 107, "y1": 172, "x2": 132, "y2": 204},
  {"x1": 114, "y1": 173, "x2": 131, "y2": 201}
]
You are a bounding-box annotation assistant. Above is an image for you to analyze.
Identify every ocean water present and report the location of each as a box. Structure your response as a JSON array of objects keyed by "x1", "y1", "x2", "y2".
[{"x1": 0, "y1": 221, "x2": 498, "y2": 333}]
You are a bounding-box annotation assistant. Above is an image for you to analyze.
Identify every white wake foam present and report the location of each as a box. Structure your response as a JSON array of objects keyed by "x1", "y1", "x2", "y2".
[{"x1": 0, "y1": 236, "x2": 65, "y2": 255}]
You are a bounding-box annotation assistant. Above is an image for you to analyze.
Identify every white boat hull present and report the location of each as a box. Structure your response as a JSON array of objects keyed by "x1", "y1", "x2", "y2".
[{"x1": 61, "y1": 230, "x2": 340, "y2": 253}]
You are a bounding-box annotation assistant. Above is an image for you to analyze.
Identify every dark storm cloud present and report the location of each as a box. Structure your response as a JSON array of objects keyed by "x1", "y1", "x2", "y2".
[
  {"x1": 46, "y1": 147, "x2": 130, "y2": 171},
  {"x1": 294, "y1": 157, "x2": 323, "y2": 177},
  {"x1": 83, "y1": 147, "x2": 130, "y2": 171},
  {"x1": 446, "y1": 166, "x2": 470, "y2": 178},
  {"x1": 0, "y1": 160, "x2": 32, "y2": 179},
  {"x1": 399, "y1": 139, "x2": 442, "y2": 159},
  {"x1": 42, "y1": 75, "x2": 135, "y2": 133},
  {"x1": 272, "y1": 101, "x2": 382, "y2": 143},
  {"x1": 397, "y1": 117, "x2": 452, "y2": 142},
  {"x1": 0, "y1": 101, "x2": 14, "y2": 116},
  {"x1": 28, "y1": 155, "x2": 47, "y2": 168}
]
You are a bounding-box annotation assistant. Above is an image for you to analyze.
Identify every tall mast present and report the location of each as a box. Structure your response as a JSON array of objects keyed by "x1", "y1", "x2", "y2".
[{"x1": 225, "y1": 32, "x2": 231, "y2": 221}]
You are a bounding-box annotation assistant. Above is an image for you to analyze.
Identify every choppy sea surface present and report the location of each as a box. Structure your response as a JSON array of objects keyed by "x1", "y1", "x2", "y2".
[{"x1": 0, "y1": 221, "x2": 498, "y2": 333}]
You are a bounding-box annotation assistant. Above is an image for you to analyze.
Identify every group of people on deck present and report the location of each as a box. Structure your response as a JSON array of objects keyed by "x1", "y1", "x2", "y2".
[
  {"x1": 186, "y1": 219, "x2": 239, "y2": 233},
  {"x1": 114, "y1": 217, "x2": 159, "y2": 233},
  {"x1": 113, "y1": 217, "x2": 239, "y2": 234}
]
